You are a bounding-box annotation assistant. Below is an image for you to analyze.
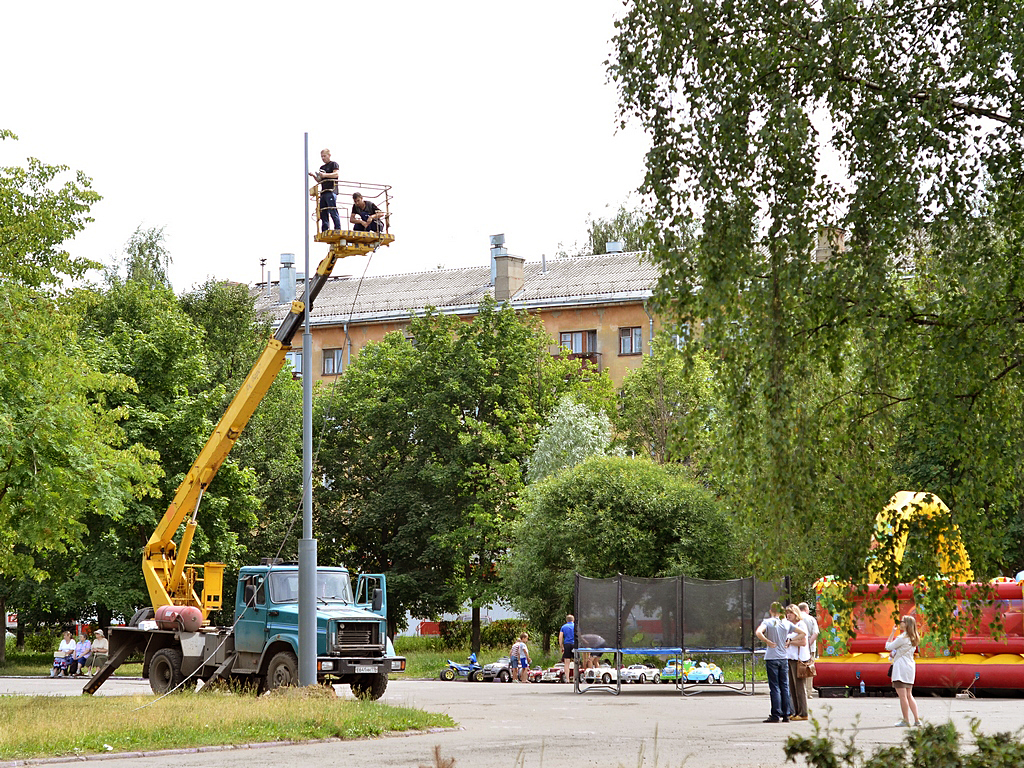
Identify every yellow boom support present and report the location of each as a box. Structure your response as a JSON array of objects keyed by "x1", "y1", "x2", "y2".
[{"x1": 143, "y1": 227, "x2": 393, "y2": 618}]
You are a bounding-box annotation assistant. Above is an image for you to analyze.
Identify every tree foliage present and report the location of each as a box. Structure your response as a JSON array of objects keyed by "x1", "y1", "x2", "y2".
[
  {"x1": 66, "y1": 237, "x2": 262, "y2": 622},
  {"x1": 0, "y1": 130, "x2": 101, "y2": 288},
  {"x1": 526, "y1": 395, "x2": 616, "y2": 484},
  {"x1": 615, "y1": 333, "x2": 719, "y2": 467},
  {"x1": 0, "y1": 285, "x2": 159, "y2": 582},
  {"x1": 558, "y1": 204, "x2": 649, "y2": 257},
  {"x1": 314, "y1": 299, "x2": 615, "y2": 641},
  {"x1": 502, "y1": 456, "x2": 736, "y2": 632},
  {"x1": 611, "y1": 0, "x2": 1024, "y2": 581}
]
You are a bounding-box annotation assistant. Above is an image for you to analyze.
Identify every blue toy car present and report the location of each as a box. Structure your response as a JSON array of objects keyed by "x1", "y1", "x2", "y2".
[
  {"x1": 686, "y1": 661, "x2": 724, "y2": 684},
  {"x1": 440, "y1": 653, "x2": 485, "y2": 682}
]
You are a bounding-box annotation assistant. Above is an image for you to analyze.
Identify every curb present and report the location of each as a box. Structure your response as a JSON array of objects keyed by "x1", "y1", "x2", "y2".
[{"x1": 0, "y1": 727, "x2": 463, "y2": 767}]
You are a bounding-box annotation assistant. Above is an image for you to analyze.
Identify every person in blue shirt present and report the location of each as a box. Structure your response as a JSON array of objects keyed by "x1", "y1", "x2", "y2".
[
  {"x1": 558, "y1": 614, "x2": 576, "y2": 684},
  {"x1": 756, "y1": 602, "x2": 804, "y2": 723}
]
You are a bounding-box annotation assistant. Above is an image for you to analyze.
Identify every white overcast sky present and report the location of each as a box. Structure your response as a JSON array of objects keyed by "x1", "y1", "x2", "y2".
[{"x1": 3, "y1": 1, "x2": 650, "y2": 293}]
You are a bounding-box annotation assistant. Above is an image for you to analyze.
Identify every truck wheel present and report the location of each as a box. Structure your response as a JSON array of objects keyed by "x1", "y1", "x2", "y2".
[
  {"x1": 265, "y1": 650, "x2": 299, "y2": 691},
  {"x1": 351, "y1": 672, "x2": 388, "y2": 700},
  {"x1": 149, "y1": 648, "x2": 184, "y2": 694},
  {"x1": 498, "y1": 669, "x2": 511, "y2": 683},
  {"x1": 440, "y1": 668, "x2": 456, "y2": 681}
]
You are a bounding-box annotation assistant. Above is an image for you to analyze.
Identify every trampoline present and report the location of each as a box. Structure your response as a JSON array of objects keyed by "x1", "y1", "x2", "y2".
[{"x1": 573, "y1": 574, "x2": 788, "y2": 696}]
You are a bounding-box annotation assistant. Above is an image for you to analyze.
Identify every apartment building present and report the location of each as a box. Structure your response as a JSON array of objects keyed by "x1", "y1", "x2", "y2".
[{"x1": 252, "y1": 243, "x2": 663, "y2": 388}]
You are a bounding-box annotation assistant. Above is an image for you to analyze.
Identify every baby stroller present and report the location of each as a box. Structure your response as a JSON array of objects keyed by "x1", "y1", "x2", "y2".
[{"x1": 50, "y1": 653, "x2": 72, "y2": 678}]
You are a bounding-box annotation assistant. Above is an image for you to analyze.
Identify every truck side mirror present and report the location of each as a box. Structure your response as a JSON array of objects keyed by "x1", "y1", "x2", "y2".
[{"x1": 372, "y1": 587, "x2": 383, "y2": 613}]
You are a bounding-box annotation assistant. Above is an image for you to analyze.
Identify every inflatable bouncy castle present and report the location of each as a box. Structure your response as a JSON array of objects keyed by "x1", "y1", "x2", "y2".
[{"x1": 814, "y1": 491, "x2": 1024, "y2": 692}]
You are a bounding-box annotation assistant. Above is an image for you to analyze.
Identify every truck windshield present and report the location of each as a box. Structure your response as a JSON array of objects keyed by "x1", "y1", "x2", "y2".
[{"x1": 267, "y1": 571, "x2": 353, "y2": 603}]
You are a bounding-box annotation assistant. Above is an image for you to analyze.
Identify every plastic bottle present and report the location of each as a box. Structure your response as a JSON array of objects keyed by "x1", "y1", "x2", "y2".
[{"x1": 859, "y1": 679, "x2": 866, "y2": 694}]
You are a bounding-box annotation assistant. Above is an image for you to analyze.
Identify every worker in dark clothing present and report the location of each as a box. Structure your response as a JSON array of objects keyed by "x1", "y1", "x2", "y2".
[{"x1": 350, "y1": 192, "x2": 386, "y2": 232}]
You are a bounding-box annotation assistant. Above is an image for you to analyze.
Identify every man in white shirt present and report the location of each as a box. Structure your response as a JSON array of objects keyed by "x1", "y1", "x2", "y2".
[{"x1": 798, "y1": 602, "x2": 819, "y2": 701}]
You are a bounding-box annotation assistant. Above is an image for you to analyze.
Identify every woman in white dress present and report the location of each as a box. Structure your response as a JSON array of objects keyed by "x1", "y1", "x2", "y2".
[{"x1": 885, "y1": 615, "x2": 921, "y2": 727}]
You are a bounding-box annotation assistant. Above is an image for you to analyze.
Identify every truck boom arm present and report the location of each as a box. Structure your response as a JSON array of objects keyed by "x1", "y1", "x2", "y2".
[{"x1": 143, "y1": 228, "x2": 393, "y2": 618}]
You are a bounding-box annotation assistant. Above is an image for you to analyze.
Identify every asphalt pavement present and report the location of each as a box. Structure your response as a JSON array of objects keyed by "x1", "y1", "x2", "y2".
[{"x1": 1, "y1": 675, "x2": 1019, "y2": 768}]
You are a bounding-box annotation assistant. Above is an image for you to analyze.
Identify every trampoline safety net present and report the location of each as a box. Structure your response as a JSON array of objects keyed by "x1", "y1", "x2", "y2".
[{"x1": 576, "y1": 574, "x2": 788, "y2": 652}]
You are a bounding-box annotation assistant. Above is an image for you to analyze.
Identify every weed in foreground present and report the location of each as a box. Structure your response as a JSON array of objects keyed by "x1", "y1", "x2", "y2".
[{"x1": 784, "y1": 712, "x2": 1024, "y2": 767}]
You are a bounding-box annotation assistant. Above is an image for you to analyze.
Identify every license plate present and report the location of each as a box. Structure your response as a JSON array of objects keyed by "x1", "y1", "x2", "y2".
[{"x1": 355, "y1": 666, "x2": 376, "y2": 674}]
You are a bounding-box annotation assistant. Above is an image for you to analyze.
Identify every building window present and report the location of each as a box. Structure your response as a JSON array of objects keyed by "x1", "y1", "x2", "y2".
[
  {"x1": 619, "y1": 327, "x2": 642, "y2": 355},
  {"x1": 560, "y1": 330, "x2": 598, "y2": 354},
  {"x1": 286, "y1": 350, "x2": 302, "y2": 379},
  {"x1": 323, "y1": 348, "x2": 344, "y2": 375}
]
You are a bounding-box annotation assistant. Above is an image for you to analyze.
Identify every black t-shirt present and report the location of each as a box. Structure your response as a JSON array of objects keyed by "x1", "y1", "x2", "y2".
[
  {"x1": 319, "y1": 161, "x2": 339, "y2": 192},
  {"x1": 354, "y1": 200, "x2": 379, "y2": 221}
]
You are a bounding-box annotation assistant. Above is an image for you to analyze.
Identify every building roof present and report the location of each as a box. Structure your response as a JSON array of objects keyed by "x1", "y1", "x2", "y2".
[{"x1": 253, "y1": 251, "x2": 660, "y2": 326}]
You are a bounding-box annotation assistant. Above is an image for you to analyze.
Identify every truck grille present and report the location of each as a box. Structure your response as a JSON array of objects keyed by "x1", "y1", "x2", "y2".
[{"x1": 334, "y1": 622, "x2": 378, "y2": 648}]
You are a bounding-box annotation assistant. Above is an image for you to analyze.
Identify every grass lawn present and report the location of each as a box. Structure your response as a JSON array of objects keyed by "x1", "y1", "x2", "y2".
[{"x1": 0, "y1": 687, "x2": 453, "y2": 760}]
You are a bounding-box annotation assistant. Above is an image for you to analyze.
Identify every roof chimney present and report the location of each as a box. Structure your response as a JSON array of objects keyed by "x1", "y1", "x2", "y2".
[
  {"x1": 606, "y1": 241, "x2": 624, "y2": 253},
  {"x1": 814, "y1": 228, "x2": 846, "y2": 263},
  {"x1": 279, "y1": 253, "x2": 296, "y2": 303},
  {"x1": 494, "y1": 249, "x2": 525, "y2": 302}
]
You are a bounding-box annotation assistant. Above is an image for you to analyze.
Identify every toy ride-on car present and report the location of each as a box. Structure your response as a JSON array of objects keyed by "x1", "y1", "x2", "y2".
[
  {"x1": 440, "y1": 653, "x2": 485, "y2": 682},
  {"x1": 482, "y1": 656, "x2": 515, "y2": 682}
]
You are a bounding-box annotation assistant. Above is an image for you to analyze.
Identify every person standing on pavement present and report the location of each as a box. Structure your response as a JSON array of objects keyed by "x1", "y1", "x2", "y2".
[
  {"x1": 783, "y1": 605, "x2": 810, "y2": 720},
  {"x1": 798, "y1": 602, "x2": 819, "y2": 703},
  {"x1": 512, "y1": 632, "x2": 532, "y2": 682},
  {"x1": 558, "y1": 614, "x2": 575, "y2": 684},
  {"x1": 886, "y1": 616, "x2": 921, "y2": 727},
  {"x1": 756, "y1": 602, "x2": 798, "y2": 723},
  {"x1": 308, "y1": 148, "x2": 341, "y2": 232}
]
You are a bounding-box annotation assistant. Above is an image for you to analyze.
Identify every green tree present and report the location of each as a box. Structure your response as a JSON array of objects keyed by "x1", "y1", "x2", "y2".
[
  {"x1": 526, "y1": 395, "x2": 616, "y2": 484},
  {"x1": 67, "y1": 239, "x2": 262, "y2": 622},
  {"x1": 315, "y1": 299, "x2": 615, "y2": 645},
  {"x1": 502, "y1": 456, "x2": 735, "y2": 632},
  {"x1": 610, "y1": 0, "x2": 1024, "y2": 580},
  {"x1": 0, "y1": 130, "x2": 101, "y2": 287},
  {"x1": 559, "y1": 204, "x2": 648, "y2": 257},
  {"x1": 0, "y1": 136, "x2": 157, "y2": 657},
  {"x1": 615, "y1": 333, "x2": 719, "y2": 467}
]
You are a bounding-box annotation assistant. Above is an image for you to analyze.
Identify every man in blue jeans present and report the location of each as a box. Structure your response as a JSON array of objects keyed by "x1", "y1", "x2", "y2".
[
  {"x1": 756, "y1": 602, "x2": 801, "y2": 723},
  {"x1": 309, "y1": 148, "x2": 341, "y2": 231}
]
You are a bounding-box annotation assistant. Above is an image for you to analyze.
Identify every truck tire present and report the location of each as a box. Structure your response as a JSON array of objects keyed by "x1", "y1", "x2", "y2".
[
  {"x1": 265, "y1": 650, "x2": 299, "y2": 691},
  {"x1": 149, "y1": 648, "x2": 184, "y2": 694},
  {"x1": 351, "y1": 671, "x2": 389, "y2": 700}
]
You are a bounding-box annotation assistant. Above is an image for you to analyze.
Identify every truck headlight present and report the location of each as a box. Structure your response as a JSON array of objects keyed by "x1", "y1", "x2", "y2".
[
  {"x1": 391, "y1": 659, "x2": 406, "y2": 671},
  {"x1": 319, "y1": 661, "x2": 335, "y2": 671}
]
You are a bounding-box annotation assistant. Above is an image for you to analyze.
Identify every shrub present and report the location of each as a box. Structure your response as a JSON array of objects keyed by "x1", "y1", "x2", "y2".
[
  {"x1": 480, "y1": 619, "x2": 531, "y2": 649},
  {"x1": 784, "y1": 717, "x2": 1024, "y2": 767},
  {"x1": 23, "y1": 628, "x2": 62, "y2": 654},
  {"x1": 438, "y1": 621, "x2": 471, "y2": 650}
]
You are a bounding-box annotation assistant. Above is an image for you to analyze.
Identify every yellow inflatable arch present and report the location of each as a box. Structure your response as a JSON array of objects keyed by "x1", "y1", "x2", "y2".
[{"x1": 865, "y1": 491, "x2": 974, "y2": 583}]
